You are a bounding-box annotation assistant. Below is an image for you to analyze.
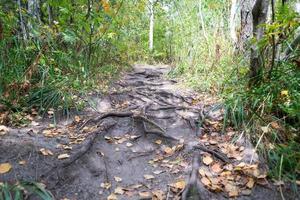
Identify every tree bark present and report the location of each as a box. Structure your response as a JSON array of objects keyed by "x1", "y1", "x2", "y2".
[
  {"x1": 249, "y1": 0, "x2": 269, "y2": 85},
  {"x1": 17, "y1": 0, "x2": 28, "y2": 41},
  {"x1": 229, "y1": 0, "x2": 238, "y2": 45},
  {"x1": 239, "y1": 0, "x2": 255, "y2": 52},
  {"x1": 149, "y1": 0, "x2": 154, "y2": 52}
]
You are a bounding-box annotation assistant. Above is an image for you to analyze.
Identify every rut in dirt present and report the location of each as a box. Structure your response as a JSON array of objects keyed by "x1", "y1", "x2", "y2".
[{"x1": 0, "y1": 64, "x2": 295, "y2": 200}]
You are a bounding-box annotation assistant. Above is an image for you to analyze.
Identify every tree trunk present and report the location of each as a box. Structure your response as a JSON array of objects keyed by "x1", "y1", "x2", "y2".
[
  {"x1": 239, "y1": 0, "x2": 255, "y2": 52},
  {"x1": 17, "y1": 0, "x2": 28, "y2": 41},
  {"x1": 249, "y1": 0, "x2": 269, "y2": 85},
  {"x1": 149, "y1": 0, "x2": 154, "y2": 52},
  {"x1": 229, "y1": 0, "x2": 238, "y2": 45},
  {"x1": 47, "y1": 4, "x2": 53, "y2": 26}
]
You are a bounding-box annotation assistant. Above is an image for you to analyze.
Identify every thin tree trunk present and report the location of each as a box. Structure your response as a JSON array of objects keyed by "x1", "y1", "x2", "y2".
[
  {"x1": 47, "y1": 4, "x2": 53, "y2": 26},
  {"x1": 198, "y1": 0, "x2": 211, "y2": 57},
  {"x1": 268, "y1": 0, "x2": 276, "y2": 78},
  {"x1": 249, "y1": 0, "x2": 269, "y2": 85},
  {"x1": 17, "y1": 0, "x2": 28, "y2": 41},
  {"x1": 229, "y1": 0, "x2": 238, "y2": 45},
  {"x1": 149, "y1": 0, "x2": 154, "y2": 52}
]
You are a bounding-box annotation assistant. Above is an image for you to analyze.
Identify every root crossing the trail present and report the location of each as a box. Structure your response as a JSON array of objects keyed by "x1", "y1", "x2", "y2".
[{"x1": 0, "y1": 64, "x2": 290, "y2": 200}]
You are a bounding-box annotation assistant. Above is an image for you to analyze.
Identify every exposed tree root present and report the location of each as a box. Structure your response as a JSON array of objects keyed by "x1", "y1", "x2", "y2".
[
  {"x1": 41, "y1": 120, "x2": 117, "y2": 182},
  {"x1": 193, "y1": 144, "x2": 231, "y2": 163},
  {"x1": 181, "y1": 153, "x2": 203, "y2": 200}
]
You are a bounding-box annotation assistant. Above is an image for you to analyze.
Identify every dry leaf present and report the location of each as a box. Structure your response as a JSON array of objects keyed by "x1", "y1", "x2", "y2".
[
  {"x1": 170, "y1": 180, "x2": 186, "y2": 190},
  {"x1": 131, "y1": 184, "x2": 143, "y2": 189},
  {"x1": 155, "y1": 140, "x2": 162, "y2": 145},
  {"x1": 126, "y1": 142, "x2": 133, "y2": 147},
  {"x1": 163, "y1": 146, "x2": 174, "y2": 155},
  {"x1": 117, "y1": 138, "x2": 127, "y2": 144},
  {"x1": 261, "y1": 126, "x2": 269, "y2": 133},
  {"x1": 211, "y1": 163, "x2": 223, "y2": 174},
  {"x1": 201, "y1": 177, "x2": 211, "y2": 186},
  {"x1": 144, "y1": 174, "x2": 155, "y2": 180},
  {"x1": 107, "y1": 193, "x2": 117, "y2": 200},
  {"x1": 40, "y1": 148, "x2": 53, "y2": 156},
  {"x1": 225, "y1": 183, "x2": 239, "y2": 197},
  {"x1": 74, "y1": 115, "x2": 81, "y2": 122},
  {"x1": 139, "y1": 191, "x2": 152, "y2": 198},
  {"x1": 0, "y1": 125, "x2": 9, "y2": 136},
  {"x1": 202, "y1": 155, "x2": 213, "y2": 165},
  {"x1": 101, "y1": 182, "x2": 111, "y2": 189},
  {"x1": 152, "y1": 190, "x2": 165, "y2": 200},
  {"x1": 114, "y1": 176, "x2": 122, "y2": 182},
  {"x1": 0, "y1": 163, "x2": 12, "y2": 174},
  {"x1": 114, "y1": 187, "x2": 125, "y2": 195},
  {"x1": 58, "y1": 153, "x2": 70, "y2": 159},
  {"x1": 246, "y1": 178, "x2": 255, "y2": 188},
  {"x1": 18, "y1": 160, "x2": 26, "y2": 165},
  {"x1": 153, "y1": 170, "x2": 163, "y2": 175}
]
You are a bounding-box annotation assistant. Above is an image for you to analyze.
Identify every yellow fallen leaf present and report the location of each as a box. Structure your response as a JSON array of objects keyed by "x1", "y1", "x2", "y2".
[
  {"x1": 211, "y1": 163, "x2": 223, "y2": 174},
  {"x1": 114, "y1": 187, "x2": 125, "y2": 195},
  {"x1": 58, "y1": 153, "x2": 70, "y2": 159},
  {"x1": 107, "y1": 193, "x2": 117, "y2": 200},
  {"x1": 0, "y1": 125, "x2": 9, "y2": 136},
  {"x1": 225, "y1": 183, "x2": 239, "y2": 197},
  {"x1": 18, "y1": 160, "x2": 26, "y2": 165},
  {"x1": 202, "y1": 155, "x2": 213, "y2": 165},
  {"x1": 100, "y1": 182, "x2": 111, "y2": 189},
  {"x1": 139, "y1": 191, "x2": 152, "y2": 198},
  {"x1": 0, "y1": 163, "x2": 12, "y2": 174},
  {"x1": 152, "y1": 190, "x2": 165, "y2": 200},
  {"x1": 155, "y1": 140, "x2": 162, "y2": 145},
  {"x1": 200, "y1": 177, "x2": 211, "y2": 186},
  {"x1": 74, "y1": 115, "x2": 81, "y2": 122},
  {"x1": 114, "y1": 176, "x2": 122, "y2": 182},
  {"x1": 246, "y1": 178, "x2": 255, "y2": 188},
  {"x1": 117, "y1": 138, "x2": 127, "y2": 144},
  {"x1": 163, "y1": 146, "x2": 174, "y2": 155},
  {"x1": 144, "y1": 174, "x2": 155, "y2": 180},
  {"x1": 40, "y1": 148, "x2": 53, "y2": 156},
  {"x1": 170, "y1": 180, "x2": 186, "y2": 190}
]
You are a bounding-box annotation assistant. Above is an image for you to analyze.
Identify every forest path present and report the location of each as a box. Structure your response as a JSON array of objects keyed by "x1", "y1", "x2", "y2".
[{"x1": 0, "y1": 64, "x2": 292, "y2": 199}]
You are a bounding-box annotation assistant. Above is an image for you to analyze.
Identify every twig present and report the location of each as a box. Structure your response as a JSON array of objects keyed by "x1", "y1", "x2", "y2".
[{"x1": 127, "y1": 150, "x2": 155, "y2": 161}]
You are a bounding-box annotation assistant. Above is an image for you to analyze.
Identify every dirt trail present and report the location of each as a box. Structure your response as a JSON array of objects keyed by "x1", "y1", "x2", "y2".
[{"x1": 0, "y1": 64, "x2": 296, "y2": 200}]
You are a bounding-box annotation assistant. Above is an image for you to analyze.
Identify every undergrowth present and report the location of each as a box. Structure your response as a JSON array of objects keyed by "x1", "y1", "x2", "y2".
[{"x1": 0, "y1": 181, "x2": 53, "y2": 200}]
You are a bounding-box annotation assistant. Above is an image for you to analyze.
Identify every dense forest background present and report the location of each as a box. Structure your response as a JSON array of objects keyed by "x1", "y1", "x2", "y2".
[{"x1": 0, "y1": 0, "x2": 299, "y2": 192}]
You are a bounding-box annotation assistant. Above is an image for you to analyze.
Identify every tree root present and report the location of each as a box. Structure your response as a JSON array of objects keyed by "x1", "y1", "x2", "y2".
[
  {"x1": 41, "y1": 120, "x2": 117, "y2": 182},
  {"x1": 181, "y1": 153, "x2": 203, "y2": 200},
  {"x1": 193, "y1": 144, "x2": 231, "y2": 163}
]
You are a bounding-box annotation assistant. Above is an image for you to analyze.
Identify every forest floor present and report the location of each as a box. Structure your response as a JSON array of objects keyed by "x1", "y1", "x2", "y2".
[{"x1": 0, "y1": 64, "x2": 297, "y2": 200}]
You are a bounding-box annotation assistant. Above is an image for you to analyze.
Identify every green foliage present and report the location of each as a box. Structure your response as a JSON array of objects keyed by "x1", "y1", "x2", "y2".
[
  {"x1": 0, "y1": 181, "x2": 53, "y2": 200},
  {"x1": 222, "y1": 2, "x2": 300, "y2": 182},
  {"x1": 268, "y1": 142, "x2": 300, "y2": 181},
  {"x1": 168, "y1": 0, "x2": 234, "y2": 92},
  {"x1": 0, "y1": 0, "x2": 158, "y2": 114}
]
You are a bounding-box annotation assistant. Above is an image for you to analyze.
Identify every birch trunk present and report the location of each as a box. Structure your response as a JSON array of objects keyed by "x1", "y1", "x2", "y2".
[
  {"x1": 149, "y1": 0, "x2": 154, "y2": 52},
  {"x1": 229, "y1": 0, "x2": 238, "y2": 45}
]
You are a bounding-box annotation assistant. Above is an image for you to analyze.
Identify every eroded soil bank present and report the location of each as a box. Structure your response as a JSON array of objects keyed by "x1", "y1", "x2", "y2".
[{"x1": 0, "y1": 64, "x2": 297, "y2": 200}]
